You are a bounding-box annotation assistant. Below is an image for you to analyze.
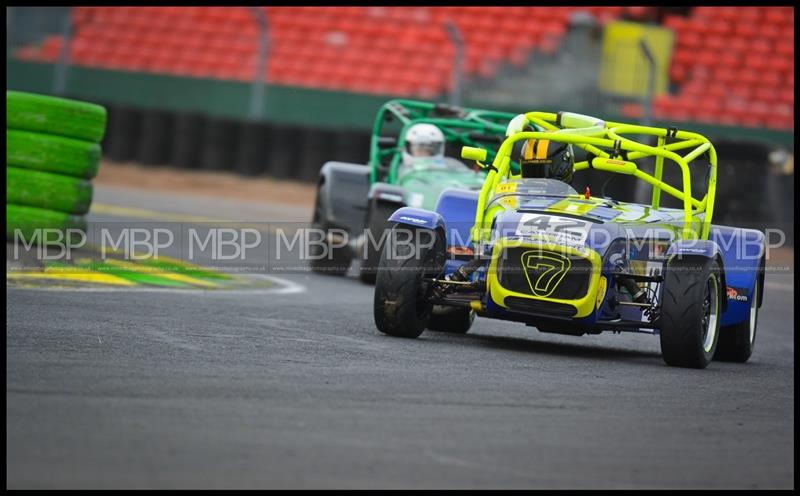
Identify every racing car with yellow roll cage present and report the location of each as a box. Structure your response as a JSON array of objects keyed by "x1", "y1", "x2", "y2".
[{"x1": 373, "y1": 111, "x2": 766, "y2": 369}]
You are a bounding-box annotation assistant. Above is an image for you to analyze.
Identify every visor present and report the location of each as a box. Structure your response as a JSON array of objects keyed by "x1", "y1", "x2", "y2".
[{"x1": 407, "y1": 141, "x2": 444, "y2": 157}]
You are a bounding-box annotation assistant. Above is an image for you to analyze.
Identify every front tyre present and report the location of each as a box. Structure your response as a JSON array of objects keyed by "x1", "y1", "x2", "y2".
[
  {"x1": 309, "y1": 183, "x2": 352, "y2": 276},
  {"x1": 374, "y1": 225, "x2": 444, "y2": 338},
  {"x1": 427, "y1": 306, "x2": 475, "y2": 334},
  {"x1": 359, "y1": 199, "x2": 398, "y2": 285},
  {"x1": 660, "y1": 257, "x2": 723, "y2": 369}
]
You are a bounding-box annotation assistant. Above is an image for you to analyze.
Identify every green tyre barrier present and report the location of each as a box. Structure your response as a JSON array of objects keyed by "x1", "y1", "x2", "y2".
[
  {"x1": 7, "y1": 167, "x2": 93, "y2": 215},
  {"x1": 6, "y1": 204, "x2": 87, "y2": 244},
  {"x1": 7, "y1": 91, "x2": 108, "y2": 143},
  {"x1": 6, "y1": 130, "x2": 101, "y2": 179}
]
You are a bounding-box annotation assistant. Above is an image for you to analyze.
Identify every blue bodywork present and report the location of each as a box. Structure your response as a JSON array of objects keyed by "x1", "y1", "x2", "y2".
[{"x1": 390, "y1": 187, "x2": 765, "y2": 332}]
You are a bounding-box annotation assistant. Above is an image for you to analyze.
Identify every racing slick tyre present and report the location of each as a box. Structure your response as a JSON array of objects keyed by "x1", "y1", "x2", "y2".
[
  {"x1": 374, "y1": 225, "x2": 445, "y2": 338},
  {"x1": 309, "y1": 186, "x2": 352, "y2": 276},
  {"x1": 714, "y1": 278, "x2": 760, "y2": 363},
  {"x1": 7, "y1": 167, "x2": 93, "y2": 215},
  {"x1": 660, "y1": 257, "x2": 723, "y2": 369},
  {"x1": 7, "y1": 91, "x2": 108, "y2": 143},
  {"x1": 6, "y1": 130, "x2": 101, "y2": 179},
  {"x1": 427, "y1": 305, "x2": 475, "y2": 334},
  {"x1": 358, "y1": 199, "x2": 398, "y2": 285}
]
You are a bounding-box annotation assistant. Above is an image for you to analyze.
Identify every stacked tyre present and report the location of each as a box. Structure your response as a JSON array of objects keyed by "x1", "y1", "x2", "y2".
[{"x1": 6, "y1": 91, "x2": 107, "y2": 243}]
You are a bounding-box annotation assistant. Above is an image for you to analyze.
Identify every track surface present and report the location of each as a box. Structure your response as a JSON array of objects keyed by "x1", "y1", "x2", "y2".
[{"x1": 6, "y1": 185, "x2": 795, "y2": 489}]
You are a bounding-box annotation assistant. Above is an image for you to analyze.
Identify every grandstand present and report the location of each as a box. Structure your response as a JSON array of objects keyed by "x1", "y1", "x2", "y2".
[{"x1": 12, "y1": 6, "x2": 795, "y2": 131}]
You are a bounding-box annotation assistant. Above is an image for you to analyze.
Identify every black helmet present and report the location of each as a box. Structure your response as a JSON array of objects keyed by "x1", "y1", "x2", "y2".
[{"x1": 518, "y1": 138, "x2": 575, "y2": 184}]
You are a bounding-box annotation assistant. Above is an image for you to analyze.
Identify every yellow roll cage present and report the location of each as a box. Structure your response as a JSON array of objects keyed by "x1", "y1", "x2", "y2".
[{"x1": 470, "y1": 111, "x2": 718, "y2": 244}]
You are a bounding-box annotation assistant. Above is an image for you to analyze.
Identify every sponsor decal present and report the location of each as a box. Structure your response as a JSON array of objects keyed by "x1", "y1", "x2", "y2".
[
  {"x1": 399, "y1": 216, "x2": 427, "y2": 225},
  {"x1": 679, "y1": 248, "x2": 707, "y2": 254},
  {"x1": 726, "y1": 286, "x2": 749, "y2": 302},
  {"x1": 495, "y1": 182, "x2": 518, "y2": 194}
]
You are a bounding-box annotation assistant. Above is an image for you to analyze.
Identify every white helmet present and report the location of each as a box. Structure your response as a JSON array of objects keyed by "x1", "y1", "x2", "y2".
[{"x1": 402, "y1": 123, "x2": 445, "y2": 166}]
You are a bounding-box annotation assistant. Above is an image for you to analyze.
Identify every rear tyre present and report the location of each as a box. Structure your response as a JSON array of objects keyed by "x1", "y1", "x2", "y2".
[
  {"x1": 358, "y1": 199, "x2": 398, "y2": 285},
  {"x1": 308, "y1": 183, "x2": 352, "y2": 276},
  {"x1": 374, "y1": 225, "x2": 444, "y2": 338},
  {"x1": 427, "y1": 306, "x2": 475, "y2": 334},
  {"x1": 660, "y1": 257, "x2": 723, "y2": 369},
  {"x1": 715, "y1": 282, "x2": 759, "y2": 363}
]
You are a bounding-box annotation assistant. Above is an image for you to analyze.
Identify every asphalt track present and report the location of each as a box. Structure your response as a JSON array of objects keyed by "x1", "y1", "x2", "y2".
[{"x1": 6, "y1": 184, "x2": 795, "y2": 489}]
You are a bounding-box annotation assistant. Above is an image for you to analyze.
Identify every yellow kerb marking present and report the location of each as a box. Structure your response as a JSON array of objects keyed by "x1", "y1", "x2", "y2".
[
  {"x1": 7, "y1": 270, "x2": 136, "y2": 286},
  {"x1": 103, "y1": 258, "x2": 220, "y2": 288}
]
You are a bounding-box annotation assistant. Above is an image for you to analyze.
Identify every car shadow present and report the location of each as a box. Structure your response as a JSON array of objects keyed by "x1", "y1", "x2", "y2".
[{"x1": 430, "y1": 330, "x2": 664, "y2": 364}]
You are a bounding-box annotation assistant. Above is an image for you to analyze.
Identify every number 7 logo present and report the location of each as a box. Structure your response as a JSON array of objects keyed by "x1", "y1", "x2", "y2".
[{"x1": 521, "y1": 250, "x2": 571, "y2": 297}]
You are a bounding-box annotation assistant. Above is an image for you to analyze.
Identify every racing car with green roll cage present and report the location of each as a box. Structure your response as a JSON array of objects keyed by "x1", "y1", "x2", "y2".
[
  {"x1": 373, "y1": 111, "x2": 766, "y2": 369},
  {"x1": 309, "y1": 99, "x2": 523, "y2": 284}
]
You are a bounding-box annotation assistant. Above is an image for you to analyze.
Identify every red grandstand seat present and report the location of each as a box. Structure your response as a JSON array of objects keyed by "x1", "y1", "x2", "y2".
[
  {"x1": 712, "y1": 67, "x2": 737, "y2": 86},
  {"x1": 620, "y1": 103, "x2": 643, "y2": 119},
  {"x1": 737, "y1": 7, "x2": 762, "y2": 22},
  {"x1": 667, "y1": 97, "x2": 695, "y2": 122},
  {"x1": 653, "y1": 95, "x2": 673, "y2": 119},
  {"x1": 677, "y1": 31, "x2": 702, "y2": 50},
  {"x1": 775, "y1": 42, "x2": 794, "y2": 57},
  {"x1": 671, "y1": 50, "x2": 694, "y2": 67},
  {"x1": 737, "y1": 70, "x2": 762, "y2": 87},
  {"x1": 761, "y1": 72, "x2": 783, "y2": 88},
  {"x1": 669, "y1": 64, "x2": 688, "y2": 84},
  {"x1": 744, "y1": 57, "x2": 770, "y2": 73},
  {"x1": 725, "y1": 38, "x2": 751, "y2": 54},
  {"x1": 733, "y1": 23, "x2": 759, "y2": 39},
  {"x1": 764, "y1": 7, "x2": 789, "y2": 25},
  {"x1": 703, "y1": 35, "x2": 727, "y2": 53},
  {"x1": 717, "y1": 52, "x2": 739, "y2": 69},
  {"x1": 749, "y1": 39, "x2": 773, "y2": 55},
  {"x1": 717, "y1": 112, "x2": 738, "y2": 126},
  {"x1": 764, "y1": 115, "x2": 793, "y2": 130},
  {"x1": 777, "y1": 89, "x2": 794, "y2": 105},
  {"x1": 728, "y1": 84, "x2": 752, "y2": 101},
  {"x1": 663, "y1": 14, "x2": 685, "y2": 32},
  {"x1": 737, "y1": 113, "x2": 763, "y2": 129},
  {"x1": 772, "y1": 101, "x2": 793, "y2": 119},
  {"x1": 753, "y1": 87, "x2": 780, "y2": 105},
  {"x1": 694, "y1": 51, "x2": 717, "y2": 69}
]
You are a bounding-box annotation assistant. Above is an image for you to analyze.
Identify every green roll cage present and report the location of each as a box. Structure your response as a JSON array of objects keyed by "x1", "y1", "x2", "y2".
[
  {"x1": 467, "y1": 111, "x2": 718, "y2": 243},
  {"x1": 368, "y1": 99, "x2": 521, "y2": 184}
]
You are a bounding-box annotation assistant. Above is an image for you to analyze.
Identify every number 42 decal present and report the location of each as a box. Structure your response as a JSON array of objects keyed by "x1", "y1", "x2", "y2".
[{"x1": 515, "y1": 214, "x2": 592, "y2": 244}]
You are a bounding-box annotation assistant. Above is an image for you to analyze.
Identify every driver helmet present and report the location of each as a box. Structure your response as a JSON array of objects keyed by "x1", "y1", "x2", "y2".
[
  {"x1": 402, "y1": 123, "x2": 445, "y2": 167},
  {"x1": 518, "y1": 137, "x2": 575, "y2": 184}
]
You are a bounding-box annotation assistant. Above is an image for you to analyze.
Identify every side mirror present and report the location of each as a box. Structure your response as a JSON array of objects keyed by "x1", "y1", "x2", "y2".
[
  {"x1": 461, "y1": 146, "x2": 488, "y2": 163},
  {"x1": 591, "y1": 157, "x2": 638, "y2": 175}
]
